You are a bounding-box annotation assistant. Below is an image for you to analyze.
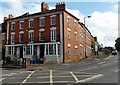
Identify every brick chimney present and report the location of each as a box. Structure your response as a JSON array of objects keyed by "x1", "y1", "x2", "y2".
[
  {"x1": 4, "y1": 17, "x2": 8, "y2": 20},
  {"x1": 8, "y1": 14, "x2": 14, "y2": 19},
  {"x1": 41, "y1": 2, "x2": 49, "y2": 12},
  {"x1": 56, "y1": 2, "x2": 66, "y2": 9}
]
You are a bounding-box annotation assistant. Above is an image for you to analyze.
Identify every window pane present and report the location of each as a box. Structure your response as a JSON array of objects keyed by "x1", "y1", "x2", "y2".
[
  {"x1": 40, "y1": 18, "x2": 45, "y2": 27},
  {"x1": 40, "y1": 31, "x2": 44, "y2": 41},
  {"x1": 51, "y1": 17, "x2": 56, "y2": 25},
  {"x1": 20, "y1": 34, "x2": 24, "y2": 43},
  {"x1": 49, "y1": 44, "x2": 53, "y2": 55},
  {"x1": 20, "y1": 22, "x2": 24, "y2": 29},
  {"x1": 29, "y1": 20, "x2": 34, "y2": 28}
]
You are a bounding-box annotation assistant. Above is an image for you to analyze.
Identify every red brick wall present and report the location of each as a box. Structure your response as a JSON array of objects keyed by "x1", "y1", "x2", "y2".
[
  {"x1": 63, "y1": 12, "x2": 82, "y2": 62},
  {"x1": 8, "y1": 13, "x2": 61, "y2": 44}
]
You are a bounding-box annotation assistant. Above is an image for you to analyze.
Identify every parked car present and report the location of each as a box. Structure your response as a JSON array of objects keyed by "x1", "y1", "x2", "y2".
[{"x1": 112, "y1": 51, "x2": 117, "y2": 55}]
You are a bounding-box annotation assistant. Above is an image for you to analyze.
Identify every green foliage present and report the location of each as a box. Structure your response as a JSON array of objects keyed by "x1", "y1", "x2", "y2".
[
  {"x1": 12, "y1": 57, "x2": 19, "y2": 66},
  {"x1": 115, "y1": 38, "x2": 120, "y2": 52},
  {"x1": 98, "y1": 53, "x2": 108, "y2": 59},
  {"x1": 5, "y1": 56, "x2": 11, "y2": 65}
]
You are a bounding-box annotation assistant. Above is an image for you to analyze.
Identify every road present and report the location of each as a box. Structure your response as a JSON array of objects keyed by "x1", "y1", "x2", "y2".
[{"x1": 1, "y1": 55, "x2": 119, "y2": 85}]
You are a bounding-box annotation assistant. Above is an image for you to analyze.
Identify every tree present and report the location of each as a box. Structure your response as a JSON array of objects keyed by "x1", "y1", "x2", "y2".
[{"x1": 115, "y1": 37, "x2": 120, "y2": 52}]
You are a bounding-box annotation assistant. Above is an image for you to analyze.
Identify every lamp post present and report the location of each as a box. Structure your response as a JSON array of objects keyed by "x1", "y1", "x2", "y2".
[{"x1": 84, "y1": 16, "x2": 91, "y2": 58}]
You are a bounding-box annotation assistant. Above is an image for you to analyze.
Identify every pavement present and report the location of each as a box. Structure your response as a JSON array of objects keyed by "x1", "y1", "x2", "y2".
[{"x1": 1, "y1": 55, "x2": 119, "y2": 85}]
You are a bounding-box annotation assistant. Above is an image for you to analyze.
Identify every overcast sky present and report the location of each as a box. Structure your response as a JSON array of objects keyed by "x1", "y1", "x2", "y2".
[{"x1": 0, "y1": 0, "x2": 119, "y2": 47}]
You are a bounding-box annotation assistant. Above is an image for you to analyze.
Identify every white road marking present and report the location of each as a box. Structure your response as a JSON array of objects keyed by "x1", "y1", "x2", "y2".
[
  {"x1": 77, "y1": 74, "x2": 103, "y2": 83},
  {"x1": 20, "y1": 71, "x2": 35, "y2": 85},
  {"x1": 97, "y1": 62, "x2": 106, "y2": 65},
  {"x1": 70, "y1": 72, "x2": 79, "y2": 82},
  {"x1": 115, "y1": 70, "x2": 120, "y2": 72},
  {"x1": 0, "y1": 78, "x2": 5, "y2": 81},
  {"x1": 79, "y1": 66, "x2": 97, "y2": 71},
  {"x1": 101, "y1": 64, "x2": 109, "y2": 66},
  {"x1": 50, "y1": 70, "x2": 53, "y2": 85}
]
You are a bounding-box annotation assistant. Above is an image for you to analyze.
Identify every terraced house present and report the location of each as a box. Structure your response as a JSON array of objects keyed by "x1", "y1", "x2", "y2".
[{"x1": 5, "y1": 2, "x2": 95, "y2": 67}]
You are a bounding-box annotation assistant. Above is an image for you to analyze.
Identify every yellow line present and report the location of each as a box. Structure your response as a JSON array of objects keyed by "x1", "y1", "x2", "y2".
[
  {"x1": 50, "y1": 70, "x2": 53, "y2": 85},
  {"x1": 77, "y1": 74, "x2": 103, "y2": 83},
  {"x1": 70, "y1": 72, "x2": 79, "y2": 83},
  {"x1": 20, "y1": 71, "x2": 35, "y2": 85}
]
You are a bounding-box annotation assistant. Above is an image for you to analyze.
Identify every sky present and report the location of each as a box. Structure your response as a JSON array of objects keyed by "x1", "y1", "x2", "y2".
[{"x1": 0, "y1": 0, "x2": 119, "y2": 47}]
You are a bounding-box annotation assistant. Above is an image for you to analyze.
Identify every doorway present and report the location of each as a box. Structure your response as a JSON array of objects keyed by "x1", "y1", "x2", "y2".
[
  {"x1": 39, "y1": 45, "x2": 44, "y2": 64},
  {"x1": 20, "y1": 47, "x2": 23, "y2": 58}
]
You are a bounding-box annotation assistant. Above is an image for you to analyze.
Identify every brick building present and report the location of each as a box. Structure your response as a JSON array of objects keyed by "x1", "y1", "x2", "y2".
[{"x1": 5, "y1": 2, "x2": 95, "y2": 66}]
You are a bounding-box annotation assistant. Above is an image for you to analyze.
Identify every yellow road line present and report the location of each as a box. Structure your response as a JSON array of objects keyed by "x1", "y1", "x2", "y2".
[
  {"x1": 77, "y1": 74, "x2": 103, "y2": 83},
  {"x1": 20, "y1": 71, "x2": 35, "y2": 85},
  {"x1": 50, "y1": 70, "x2": 53, "y2": 85},
  {"x1": 70, "y1": 72, "x2": 79, "y2": 83}
]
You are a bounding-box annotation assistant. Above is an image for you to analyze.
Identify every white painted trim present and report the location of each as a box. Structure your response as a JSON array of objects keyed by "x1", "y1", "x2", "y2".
[
  {"x1": 20, "y1": 20, "x2": 24, "y2": 22},
  {"x1": 5, "y1": 42, "x2": 60, "y2": 47},
  {"x1": 28, "y1": 30, "x2": 34, "y2": 33},
  {"x1": 39, "y1": 17, "x2": 45, "y2": 19},
  {"x1": 67, "y1": 15, "x2": 70, "y2": 18},
  {"x1": 28, "y1": 18, "x2": 34, "y2": 21},
  {"x1": 50, "y1": 15, "x2": 56, "y2": 17},
  {"x1": 50, "y1": 27, "x2": 56, "y2": 30},
  {"x1": 60, "y1": 13, "x2": 63, "y2": 63},
  {"x1": 75, "y1": 32, "x2": 77, "y2": 34},
  {"x1": 7, "y1": 22, "x2": 9, "y2": 44},
  {"x1": 11, "y1": 32, "x2": 15, "y2": 34},
  {"x1": 67, "y1": 28, "x2": 70, "y2": 31},
  {"x1": 75, "y1": 46, "x2": 78, "y2": 48},
  {"x1": 19, "y1": 31, "x2": 24, "y2": 34},
  {"x1": 39, "y1": 28, "x2": 45, "y2": 31},
  {"x1": 11, "y1": 22, "x2": 15, "y2": 24},
  {"x1": 68, "y1": 44, "x2": 71, "y2": 47},
  {"x1": 74, "y1": 20, "x2": 77, "y2": 22}
]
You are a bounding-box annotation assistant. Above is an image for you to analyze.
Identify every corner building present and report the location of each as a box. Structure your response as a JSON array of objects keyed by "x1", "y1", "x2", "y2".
[{"x1": 5, "y1": 2, "x2": 94, "y2": 65}]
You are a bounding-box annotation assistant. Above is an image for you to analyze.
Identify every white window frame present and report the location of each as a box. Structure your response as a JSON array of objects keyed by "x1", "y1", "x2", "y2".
[
  {"x1": 67, "y1": 28, "x2": 70, "y2": 40},
  {"x1": 11, "y1": 22, "x2": 15, "y2": 30},
  {"x1": 74, "y1": 20, "x2": 77, "y2": 30},
  {"x1": 67, "y1": 16, "x2": 70, "y2": 27},
  {"x1": 29, "y1": 19, "x2": 34, "y2": 28},
  {"x1": 75, "y1": 46, "x2": 78, "y2": 56},
  {"x1": 75, "y1": 32, "x2": 77, "y2": 41},
  {"x1": 28, "y1": 30, "x2": 34, "y2": 43},
  {"x1": 39, "y1": 28, "x2": 45, "y2": 41},
  {"x1": 50, "y1": 15, "x2": 56, "y2": 25},
  {"x1": 19, "y1": 31, "x2": 24, "y2": 43},
  {"x1": 45, "y1": 44, "x2": 57, "y2": 56},
  {"x1": 11, "y1": 32, "x2": 15, "y2": 44},
  {"x1": 39, "y1": 17, "x2": 45, "y2": 27},
  {"x1": 67, "y1": 44, "x2": 71, "y2": 56},
  {"x1": 20, "y1": 21, "x2": 24, "y2": 29},
  {"x1": 50, "y1": 27, "x2": 56, "y2": 42}
]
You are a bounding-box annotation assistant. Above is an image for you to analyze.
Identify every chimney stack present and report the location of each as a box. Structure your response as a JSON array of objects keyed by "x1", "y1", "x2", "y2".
[
  {"x1": 41, "y1": 2, "x2": 49, "y2": 12},
  {"x1": 56, "y1": 2, "x2": 66, "y2": 9},
  {"x1": 8, "y1": 14, "x2": 14, "y2": 19}
]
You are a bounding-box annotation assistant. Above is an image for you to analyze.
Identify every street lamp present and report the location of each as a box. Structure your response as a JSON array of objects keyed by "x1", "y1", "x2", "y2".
[{"x1": 84, "y1": 16, "x2": 91, "y2": 58}]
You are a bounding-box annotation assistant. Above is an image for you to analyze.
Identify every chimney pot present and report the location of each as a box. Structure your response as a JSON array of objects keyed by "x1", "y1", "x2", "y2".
[
  {"x1": 41, "y1": 2, "x2": 49, "y2": 12},
  {"x1": 56, "y1": 2, "x2": 66, "y2": 9}
]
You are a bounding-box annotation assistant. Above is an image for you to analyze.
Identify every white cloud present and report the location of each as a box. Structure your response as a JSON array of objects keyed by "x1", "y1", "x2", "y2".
[
  {"x1": 65, "y1": 8, "x2": 118, "y2": 47},
  {"x1": 0, "y1": 1, "x2": 118, "y2": 47},
  {"x1": 87, "y1": 11, "x2": 118, "y2": 47}
]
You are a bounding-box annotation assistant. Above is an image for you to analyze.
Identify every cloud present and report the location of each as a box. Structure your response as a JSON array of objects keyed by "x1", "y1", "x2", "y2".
[
  {"x1": 65, "y1": 8, "x2": 118, "y2": 47},
  {"x1": 87, "y1": 11, "x2": 118, "y2": 47},
  {"x1": 0, "y1": 1, "x2": 118, "y2": 47}
]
